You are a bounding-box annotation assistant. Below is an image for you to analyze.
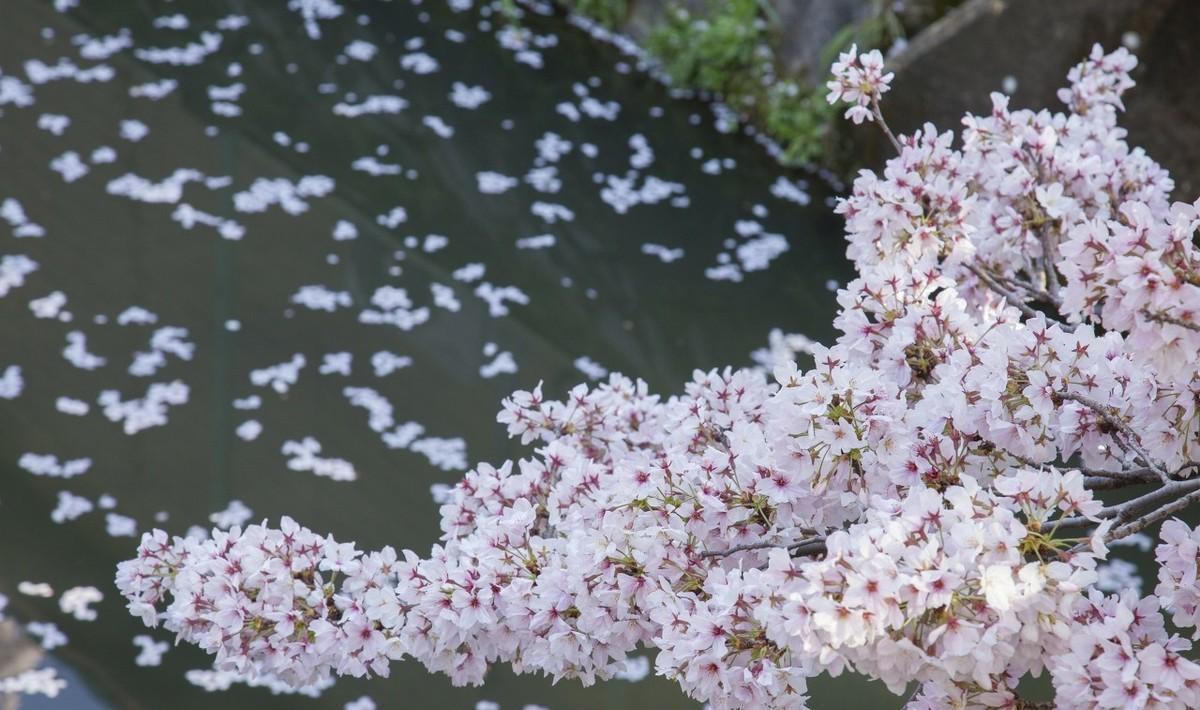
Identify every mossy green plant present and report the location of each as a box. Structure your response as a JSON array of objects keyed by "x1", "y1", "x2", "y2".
[
  {"x1": 646, "y1": 0, "x2": 833, "y2": 166},
  {"x1": 646, "y1": 0, "x2": 768, "y2": 99},
  {"x1": 764, "y1": 81, "x2": 837, "y2": 166},
  {"x1": 560, "y1": 0, "x2": 630, "y2": 29}
]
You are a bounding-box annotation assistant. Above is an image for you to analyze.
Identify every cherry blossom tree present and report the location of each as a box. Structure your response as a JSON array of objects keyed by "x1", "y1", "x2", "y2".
[{"x1": 117, "y1": 45, "x2": 1200, "y2": 709}]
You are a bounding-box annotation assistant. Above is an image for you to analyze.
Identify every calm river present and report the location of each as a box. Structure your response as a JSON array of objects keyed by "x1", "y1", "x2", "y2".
[{"x1": 0, "y1": 0, "x2": 899, "y2": 708}]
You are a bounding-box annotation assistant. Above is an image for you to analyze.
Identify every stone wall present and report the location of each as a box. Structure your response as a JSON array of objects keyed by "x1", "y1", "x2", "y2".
[
  {"x1": 878, "y1": 0, "x2": 1200, "y2": 198},
  {"x1": 582, "y1": 0, "x2": 1200, "y2": 196}
]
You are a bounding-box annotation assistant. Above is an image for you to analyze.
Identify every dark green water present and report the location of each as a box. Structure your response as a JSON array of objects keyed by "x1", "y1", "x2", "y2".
[{"x1": 0, "y1": 0, "x2": 882, "y2": 708}]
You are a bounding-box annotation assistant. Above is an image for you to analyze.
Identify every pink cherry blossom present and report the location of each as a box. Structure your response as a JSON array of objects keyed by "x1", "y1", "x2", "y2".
[{"x1": 119, "y1": 45, "x2": 1200, "y2": 709}]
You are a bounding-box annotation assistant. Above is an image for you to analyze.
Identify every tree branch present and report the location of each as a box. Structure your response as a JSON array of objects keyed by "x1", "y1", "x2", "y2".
[
  {"x1": 1036, "y1": 226, "x2": 1062, "y2": 303},
  {"x1": 700, "y1": 535, "x2": 828, "y2": 559},
  {"x1": 1142, "y1": 308, "x2": 1200, "y2": 333},
  {"x1": 1002, "y1": 454, "x2": 1154, "y2": 490},
  {"x1": 965, "y1": 263, "x2": 1045, "y2": 321},
  {"x1": 1107, "y1": 486, "x2": 1200, "y2": 542},
  {"x1": 1057, "y1": 391, "x2": 1171, "y2": 482},
  {"x1": 1054, "y1": 477, "x2": 1200, "y2": 535},
  {"x1": 1084, "y1": 474, "x2": 1159, "y2": 490},
  {"x1": 790, "y1": 537, "x2": 828, "y2": 557},
  {"x1": 699, "y1": 540, "x2": 785, "y2": 558},
  {"x1": 993, "y1": 271, "x2": 1062, "y2": 310}
]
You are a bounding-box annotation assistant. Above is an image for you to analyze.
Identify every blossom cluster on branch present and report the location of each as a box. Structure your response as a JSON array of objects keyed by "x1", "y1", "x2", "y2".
[{"x1": 118, "y1": 44, "x2": 1200, "y2": 708}]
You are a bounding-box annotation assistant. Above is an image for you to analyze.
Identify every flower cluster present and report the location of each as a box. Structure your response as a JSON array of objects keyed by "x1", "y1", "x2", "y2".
[
  {"x1": 825, "y1": 45, "x2": 893, "y2": 124},
  {"x1": 656, "y1": 470, "x2": 1107, "y2": 708},
  {"x1": 116, "y1": 520, "x2": 403, "y2": 686},
  {"x1": 1048, "y1": 590, "x2": 1200, "y2": 708},
  {"x1": 120, "y1": 45, "x2": 1200, "y2": 708},
  {"x1": 1156, "y1": 519, "x2": 1200, "y2": 635}
]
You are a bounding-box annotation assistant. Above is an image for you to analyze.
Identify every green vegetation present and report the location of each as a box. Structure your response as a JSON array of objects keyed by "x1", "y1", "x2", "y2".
[
  {"x1": 645, "y1": 0, "x2": 835, "y2": 166},
  {"x1": 560, "y1": 0, "x2": 630, "y2": 29},
  {"x1": 498, "y1": 0, "x2": 521, "y2": 24},
  {"x1": 763, "y1": 83, "x2": 837, "y2": 166},
  {"x1": 645, "y1": 0, "x2": 767, "y2": 101},
  {"x1": 550, "y1": 0, "x2": 965, "y2": 168}
]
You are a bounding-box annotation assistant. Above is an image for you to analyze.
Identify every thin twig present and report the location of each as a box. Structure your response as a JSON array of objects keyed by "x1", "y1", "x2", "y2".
[
  {"x1": 870, "y1": 95, "x2": 902, "y2": 155},
  {"x1": 1142, "y1": 308, "x2": 1200, "y2": 332},
  {"x1": 1004, "y1": 452, "x2": 1041, "y2": 468},
  {"x1": 993, "y1": 272, "x2": 1062, "y2": 310},
  {"x1": 700, "y1": 540, "x2": 785, "y2": 558},
  {"x1": 1107, "y1": 486, "x2": 1200, "y2": 542},
  {"x1": 1058, "y1": 391, "x2": 1171, "y2": 482},
  {"x1": 1002, "y1": 453, "x2": 1157, "y2": 488},
  {"x1": 965, "y1": 263, "x2": 1044, "y2": 321}
]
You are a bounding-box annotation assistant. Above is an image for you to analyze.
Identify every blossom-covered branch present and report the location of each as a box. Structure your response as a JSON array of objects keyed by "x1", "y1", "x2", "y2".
[{"x1": 118, "y1": 44, "x2": 1200, "y2": 709}]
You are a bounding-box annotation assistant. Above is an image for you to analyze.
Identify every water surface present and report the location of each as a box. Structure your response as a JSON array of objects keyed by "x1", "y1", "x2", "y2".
[{"x1": 0, "y1": 1, "x2": 890, "y2": 707}]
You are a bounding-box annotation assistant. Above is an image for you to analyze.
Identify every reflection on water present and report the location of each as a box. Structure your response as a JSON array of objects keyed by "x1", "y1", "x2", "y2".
[{"x1": 0, "y1": 0, "x2": 898, "y2": 707}]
